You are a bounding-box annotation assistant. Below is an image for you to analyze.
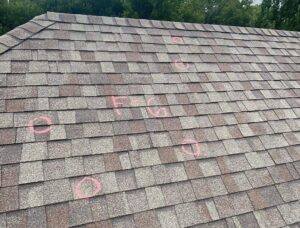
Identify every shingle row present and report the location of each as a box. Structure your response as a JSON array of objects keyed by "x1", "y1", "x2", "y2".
[
  {"x1": 0, "y1": 182, "x2": 299, "y2": 227},
  {"x1": 44, "y1": 12, "x2": 300, "y2": 38},
  {"x1": 0, "y1": 11, "x2": 299, "y2": 227}
]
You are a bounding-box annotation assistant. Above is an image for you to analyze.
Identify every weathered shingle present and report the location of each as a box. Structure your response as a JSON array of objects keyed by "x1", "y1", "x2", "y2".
[
  {"x1": 134, "y1": 210, "x2": 161, "y2": 228},
  {"x1": 0, "y1": 186, "x2": 19, "y2": 213},
  {"x1": 126, "y1": 189, "x2": 149, "y2": 213},
  {"x1": 248, "y1": 186, "x2": 284, "y2": 210},
  {"x1": 157, "y1": 207, "x2": 181, "y2": 228},
  {"x1": 19, "y1": 161, "x2": 44, "y2": 184},
  {"x1": 43, "y1": 179, "x2": 72, "y2": 204},
  {"x1": 19, "y1": 183, "x2": 44, "y2": 209},
  {"x1": 277, "y1": 201, "x2": 300, "y2": 225},
  {"x1": 27, "y1": 207, "x2": 47, "y2": 228},
  {"x1": 175, "y1": 202, "x2": 202, "y2": 227},
  {"x1": 106, "y1": 192, "x2": 130, "y2": 217},
  {"x1": 135, "y1": 167, "x2": 156, "y2": 188},
  {"x1": 1, "y1": 164, "x2": 19, "y2": 187},
  {"x1": 145, "y1": 186, "x2": 166, "y2": 209},
  {"x1": 46, "y1": 203, "x2": 69, "y2": 228},
  {"x1": 214, "y1": 192, "x2": 253, "y2": 218},
  {"x1": 245, "y1": 168, "x2": 274, "y2": 188},
  {"x1": 90, "y1": 196, "x2": 109, "y2": 221},
  {"x1": 69, "y1": 200, "x2": 93, "y2": 226},
  {"x1": 21, "y1": 142, "x2": 47, "y2": 162},
  {"x1": 254, "y1": 207, "x2": 285, "y2": 228},
  {"x1": 96, "y1": 173, "x2": 117, "y2": 195}
]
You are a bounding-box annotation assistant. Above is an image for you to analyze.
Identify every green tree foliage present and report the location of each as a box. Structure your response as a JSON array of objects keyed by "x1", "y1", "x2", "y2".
[
  {"x1": 250, "y1": 4, "x2": 261, "y2": 27},
  {"x1": 122, "y1": 0, "x2": 155, "y2": 18},
  {"x1": 257, "y1": 0, "x2": 300, "y2": 30},
  {"x1": 0, "y1": 0, "x2": 42, "y2": 34},
  {"x1": 35, "y1": 0, "x2": 124, "y2": 16},
  {"x1": 121, "y1": 0, "x2": 183, "y2": 21},
  {"x1": 280, "y1": 0, "x2": 300, "y2": 30},
  {"x1": 204, "y1": 0, "x2": 255, "y2": 26},
  {"x1": 0, "y1": 0, "x2": 299, "y2": 36},
  {"x1": 178, "y1": 0, "x2": 206, "y2": 23}
]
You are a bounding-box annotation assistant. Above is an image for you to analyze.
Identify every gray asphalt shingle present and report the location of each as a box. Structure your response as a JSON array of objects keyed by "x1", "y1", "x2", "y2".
[{"x1": 0, "y1": 10, "x2": 299, "y2": 227}]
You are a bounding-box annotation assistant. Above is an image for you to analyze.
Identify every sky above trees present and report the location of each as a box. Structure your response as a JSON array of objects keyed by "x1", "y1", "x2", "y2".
[{"x1": 253, "y1": 0, "x2": 263, "y2": 5}]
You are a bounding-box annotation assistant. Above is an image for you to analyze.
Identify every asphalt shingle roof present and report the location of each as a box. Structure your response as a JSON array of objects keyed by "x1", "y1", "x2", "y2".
[{"x1": 0, "y1": 11, "x2": 300, "y2": 227}]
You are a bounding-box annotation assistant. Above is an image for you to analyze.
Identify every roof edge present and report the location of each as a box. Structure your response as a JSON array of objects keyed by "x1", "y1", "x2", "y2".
[
  {"x1": 44, "y1": 11, "x2": 300, "y2": 38},
  {"x1": 0, "y1": 13, "x2": 55, "y2": 55},
  {"x1": 0, "y1": 10, "x2": 299, "y2": 57}
]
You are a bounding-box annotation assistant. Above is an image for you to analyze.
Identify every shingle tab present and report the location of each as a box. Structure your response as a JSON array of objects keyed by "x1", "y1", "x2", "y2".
[
  {"x1": 83, "y1": 155, "x2": 105, "y2": 174},
  {"x1": 245, "y1": 168, "x2": 274, "y2": 188},
  {"x1": 90, "y1": 137, "x2": 113, "y2": 154},
  {"x1": 175, "y1": 202, "x2": 202, "y2": 227},
  {"x1": 43, "y1": 159, "x2": 66, "y2": 180},
  {"x1": 222, "y1": 172, "x2": 252, "y2": 193},
  {"x1": 69, "y1": 200, "x2": 93, "y2": 226},
  {"x1": 277, "y1": 201, "x2": 300, "y2": 224},
  {"x1": 145, "y1": 186, "x2": 166, "y2": 209},
  {"x1": 161, "y1": 183, "x2": 183, "y2": 206},
  {"x1": 254, "y1": 207, "x2": 285, "y2": 228},
  {"x1": 43, "y1": 179, "x2": 72, "y2": 204},
  {"x1": 276, "y1": 180, "x2": 300, "y2": 202},
  {"x1": 19, "y1": 161, "x2": 43, "y2": 184},
  {"x1": 65, "y1": 157, "x2": 84, "y2": 177},
  {"x1": 21, "y1": 142, "x2": 47, "y2": 162},
  {"x1": 89, "y1": 196, "x2": 109, "y2": 221},
  {"x1": 1, "y1": 164, "x2": 19, "y2": 187},
  {"x1": 134, "y1": 210, "x2": 161, "y2": 228},
  {"x1": 116, "y1": 170, "x2": 137, "y2": 191},
  {"x1": 46, "y1": 203, "x2": 69, "y2": 228},
  {"x1": 214, "y1": 192, "x2": 253, "y2": 218},
  {"x1": 135, "y1": 167, "x2": 156, "y2": 188},
  {"x1": 106, "y1": 192, "x2": 130, "y2": 217},
  {"x1": 248, "y1": 186, "x2": 283, "y2": 210},
  {"x1": 157, "y1": 207, "x2": 180, "y2": 228},
  {"x1": 112, "y1": 215, "x2": 135, "y2": 228},
  {"x1": 19, "y1": 183, "x2": 44, "y2": 209},
  {"x1": 236, "y1": 212, "x2": 260, "y2": 228},
  {"x1": 0, "y1": 186, "x2": 19, "y2": 212},
  {"x1": 126, "y1": 189, "x2": 148, "y2": 213},
  {"x1": 97, "y1": 173, "x2": 118, "y2": 195},
  {"x1": 47, "y1": 141, "x2": 71, "y2": 159},
  {"x1": 27, "y1": 207, "x2": 47, "y2": 228},
  {"x1": 268, "y1": 164, "x2": 294, "y2": 183},
  {"x1": 71, "y1": 139, "x2": 92, "y2": 156}
]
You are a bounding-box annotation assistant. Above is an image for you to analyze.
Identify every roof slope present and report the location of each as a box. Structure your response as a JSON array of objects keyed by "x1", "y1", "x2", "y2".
[{"x1": 0, "y1": 11, "x2": 299, "y2": 227}]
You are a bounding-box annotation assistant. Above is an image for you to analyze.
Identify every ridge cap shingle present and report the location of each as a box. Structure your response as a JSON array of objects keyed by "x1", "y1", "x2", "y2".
[
  {"x1": 0, "y1": 13, "x2": 54, "y2": 55},
  {"x1": 0, "y1": 9, "x2": 298, "y2": 55},
  {"x1": 44, "y1": 11, "x2": 300, "y2": 38}
]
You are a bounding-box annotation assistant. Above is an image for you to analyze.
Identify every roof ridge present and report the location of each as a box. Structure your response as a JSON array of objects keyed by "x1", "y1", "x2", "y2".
[
  {"x1": 0, "y1": 10, "x2": 299, "y2": 57},
  {"x1": 45, "y1": 11, "x2": 300, "y2": 38},
  {"x1": 0, "y1": 13, "x2": 55, "y2": 55}
]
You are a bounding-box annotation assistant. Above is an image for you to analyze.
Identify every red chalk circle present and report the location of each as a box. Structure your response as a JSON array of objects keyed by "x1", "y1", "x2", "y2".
[
  {"x1": 174, "y1": 59, "x2": 190, "y2": 70},
  {"x1": 181, "y1": 139, "x2": 202, "y2": 156},
  {"x1": 172, "y1": 36, "x2": 184, "y2": 44},
  {"x1": 146, "y1": 97, "x2": 168, "y2": 118},
  {"x1": 28, "y1": 116, "x2": 52, "y2": 135},
  {"x1": 75, "y1": 177, "x2": 101, "y2": 199}
]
